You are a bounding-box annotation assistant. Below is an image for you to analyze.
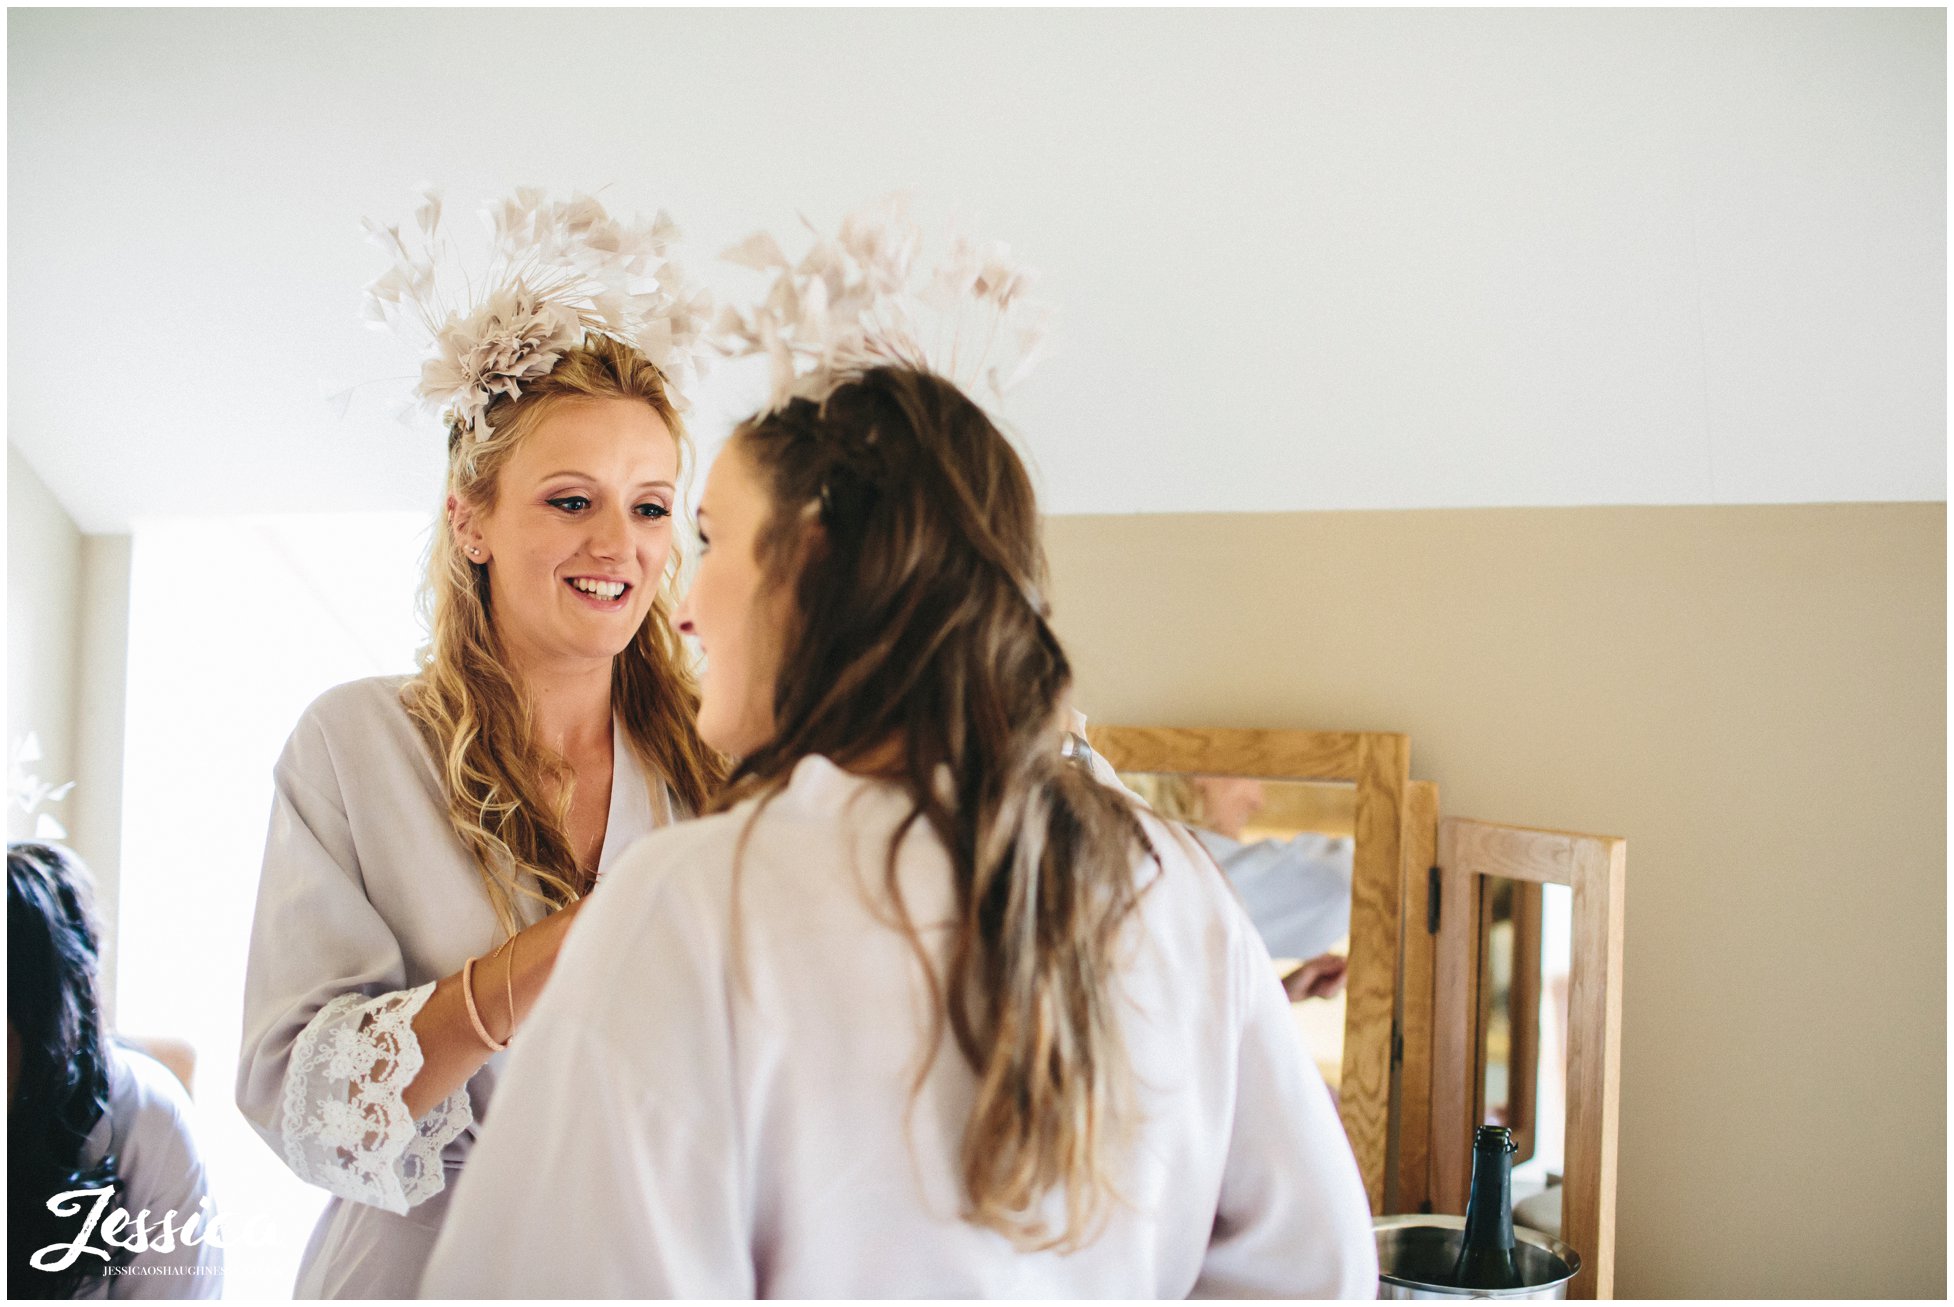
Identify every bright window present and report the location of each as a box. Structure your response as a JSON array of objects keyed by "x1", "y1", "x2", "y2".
[{"x1": 117, "y1": 512, "x2": 428, "y2": 1297}]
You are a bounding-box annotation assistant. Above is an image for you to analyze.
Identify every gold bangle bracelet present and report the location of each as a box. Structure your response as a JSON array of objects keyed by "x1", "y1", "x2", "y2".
[
  {"x1": 461, "y1": 954, "x2": 509, "y2": 1053},
  {"x1": 502, "y1": 931, "x2": 520, "y2": 1044}
]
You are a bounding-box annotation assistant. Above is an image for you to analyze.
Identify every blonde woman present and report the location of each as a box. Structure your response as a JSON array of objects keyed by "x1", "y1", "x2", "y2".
[
  {"x1": 424, "y1": 364, "x2": 1376, "y2": 1296},
  {"x1": 237, "y1": 193, "x2": 722, "y2": 1298}
]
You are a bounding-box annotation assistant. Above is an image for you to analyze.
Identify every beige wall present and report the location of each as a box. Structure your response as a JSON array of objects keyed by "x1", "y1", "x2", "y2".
[
  {"x1": 71, "y1": 534, "x2": 133, "y2": 1012},
  {"x1": 1046, "y1": 501, "x2": 1945, "y2": 1299},
  {"x1": 7, "y1": 443, "x2": 134, "y2": 1017},
  {"x1": 8, "y1": 443, "x2": 83, "y2": 828}
]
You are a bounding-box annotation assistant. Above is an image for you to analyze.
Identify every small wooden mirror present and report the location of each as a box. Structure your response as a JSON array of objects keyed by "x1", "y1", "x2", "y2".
[{"x1": 1429, "y1": 820, "x2": 1626, "y2": 1299}]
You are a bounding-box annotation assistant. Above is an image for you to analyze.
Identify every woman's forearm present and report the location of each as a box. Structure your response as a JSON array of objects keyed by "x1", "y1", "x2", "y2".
[{"x1": 402, "y1": 902, "x2": 583, "y2": 1119}]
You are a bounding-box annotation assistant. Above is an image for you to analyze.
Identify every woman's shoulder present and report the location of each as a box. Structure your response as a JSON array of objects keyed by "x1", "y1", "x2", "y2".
[
  {"x1": 1129, "y1": 803, "x2": 1214, "y2": 883},
  {"x1": 602, "y1": 756, "x2": 1243, "y2": 931},
  {"x1": 1128, "y1": 804, "x2": 1272, "y2": 957},
  {"x1": 296, "y1": 673, "x2": 418, "y2": 731},
  {"x1": 595, "y1": 757, "x2": 882, "y2": 906},
  {"x1": 279, "y1": 674, "x2": 425, "y2": 767},
  {"x1": 109, "y1": 1043, "x2": 195, "y2": 1123},
  {"x1": 103, "y1": 1044, "x2": 202, "y2": 1173},
  {"x1": 270, "y1": 677, "x2": 444, "y2": 817}
]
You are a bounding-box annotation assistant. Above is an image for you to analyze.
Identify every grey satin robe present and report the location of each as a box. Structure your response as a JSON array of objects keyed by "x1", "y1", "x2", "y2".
[{"x1": 236, "y1": 676, "x2": 670, "y2": 1298}]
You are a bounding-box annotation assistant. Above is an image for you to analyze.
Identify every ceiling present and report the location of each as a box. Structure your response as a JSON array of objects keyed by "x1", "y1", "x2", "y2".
[{"x1": 9, "y1": 8, "x2": 1943, "y2": 533}]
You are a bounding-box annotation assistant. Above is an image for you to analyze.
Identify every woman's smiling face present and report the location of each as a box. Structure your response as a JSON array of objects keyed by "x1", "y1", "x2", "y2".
[{"x1": 453, "y1": 396, "x2": 680, "y2": 676}]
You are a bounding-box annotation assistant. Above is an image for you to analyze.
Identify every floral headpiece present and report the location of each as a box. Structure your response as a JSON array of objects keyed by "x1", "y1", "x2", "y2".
[
  {"x1": 710, "y1": 195, "x2": 1056, "y2": 416},
  {"x1": 361, "y1": 187, "x2": 714, "y2": 441}
]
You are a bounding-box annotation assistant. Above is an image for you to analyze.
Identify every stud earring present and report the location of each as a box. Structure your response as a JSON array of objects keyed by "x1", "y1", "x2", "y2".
[{"x1": 467, "y1": 546, "x2": 481, "y2": 558}]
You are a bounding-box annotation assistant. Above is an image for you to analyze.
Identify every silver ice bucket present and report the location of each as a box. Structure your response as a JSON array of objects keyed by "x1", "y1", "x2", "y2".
[{"x1": 1373, "y1": 1214, "x2": 1581, "y2": 1299}]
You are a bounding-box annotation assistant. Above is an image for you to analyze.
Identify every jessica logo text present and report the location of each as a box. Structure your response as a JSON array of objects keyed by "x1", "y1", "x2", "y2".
[{"x1": 30, "y1": 1186, "x2": 230, "y2": 1273}]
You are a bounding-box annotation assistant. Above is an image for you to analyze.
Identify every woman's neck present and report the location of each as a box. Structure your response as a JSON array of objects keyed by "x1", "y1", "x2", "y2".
[{"x1": 513, "y1": 657, "x2": 615, "y2": 759}]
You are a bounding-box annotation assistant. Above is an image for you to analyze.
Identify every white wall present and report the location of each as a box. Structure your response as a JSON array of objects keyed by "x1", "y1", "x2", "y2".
[{"x1": 8, "y1": 8, "x2": 1943, "y2": 529}]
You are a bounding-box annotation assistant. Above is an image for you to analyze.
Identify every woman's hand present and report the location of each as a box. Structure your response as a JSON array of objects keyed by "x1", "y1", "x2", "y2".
[
  {"x1": 493, "y1": 896, "x2": 589, "y2": 1034},
  {"x1": 401, "y1": 896, "x2": 590, "y2": 1119},
  {"x1": 1281, "y1": 953, "x2": 1348, "y2": 1003}
]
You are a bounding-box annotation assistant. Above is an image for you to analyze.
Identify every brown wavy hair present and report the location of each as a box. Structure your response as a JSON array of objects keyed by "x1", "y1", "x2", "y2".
[
  {"x1": 717, "y1": 367, "x2": 1157, "y2": 1252},
  {"x1": 403, "y1": 333, "x2": 725, "y2": 937}
]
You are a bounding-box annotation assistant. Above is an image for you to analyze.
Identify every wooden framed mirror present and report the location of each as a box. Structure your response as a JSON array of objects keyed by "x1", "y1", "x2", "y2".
[
  {"x1": 1429, "y1": 819, "x2": 1626, "y2": 1299},
  {"x1": 1083, "y1": 725, "x2": 1409, "y2": 1213}
]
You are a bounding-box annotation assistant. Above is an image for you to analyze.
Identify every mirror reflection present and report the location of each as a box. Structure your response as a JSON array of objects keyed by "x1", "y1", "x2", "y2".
[
  {"x1": 1477, "y1": 878, "x2": 1573, "y2": 1232},
  {"x1": 1117, "y1": 772, "x2": 1357, "y2": 1091},
  {"x1": 1479, "y1": 878, "x2": 1542, "y2": 1159}
]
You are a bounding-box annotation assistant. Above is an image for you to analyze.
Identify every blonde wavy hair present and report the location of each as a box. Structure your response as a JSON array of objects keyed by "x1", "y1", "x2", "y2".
[{"x1": 402, "y1": 333, "x2": 725, "y2": 937}]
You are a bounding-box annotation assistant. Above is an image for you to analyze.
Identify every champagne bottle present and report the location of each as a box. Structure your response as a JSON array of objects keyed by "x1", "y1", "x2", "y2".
[{"x1": 1449, "y1": 1125, "x2": 1525, "y2": 1290}]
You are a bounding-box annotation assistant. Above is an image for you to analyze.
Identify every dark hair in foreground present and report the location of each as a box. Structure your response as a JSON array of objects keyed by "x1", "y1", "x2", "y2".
[
  {"x1": 717, "y1": 367, "x2": 1158, "y2": 1252},
  {"x1": 8, "y1": 842, "x2": 128, "y2": 1299}
]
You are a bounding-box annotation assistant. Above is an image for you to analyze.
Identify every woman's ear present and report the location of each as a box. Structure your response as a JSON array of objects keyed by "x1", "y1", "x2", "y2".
[{"x1": 448, "y1": 494, "x2": 489, "y2": 564}]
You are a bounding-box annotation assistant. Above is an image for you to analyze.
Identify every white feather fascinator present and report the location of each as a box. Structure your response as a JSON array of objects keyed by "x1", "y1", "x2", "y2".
[
  {"x1": 361, "y1": 187, "x2": 714, "y2": 440},
  {"x1": 711, "y1": 195, "x2": 1056, "y2": 416}
]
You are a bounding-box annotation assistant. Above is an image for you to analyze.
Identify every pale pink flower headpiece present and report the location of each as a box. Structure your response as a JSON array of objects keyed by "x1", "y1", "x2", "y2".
[
  {"x1": 711, "y1": 195, "x2": 1056, "y2": 416},
  {"x1": 362, "y1": 187, "x2": 714, "y2": 441}
]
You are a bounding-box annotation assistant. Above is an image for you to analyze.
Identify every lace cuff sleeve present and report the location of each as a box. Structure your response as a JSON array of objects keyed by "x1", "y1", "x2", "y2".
[{"x1": 278, "y1": 982, "x2": 474, "y2": 1214}]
